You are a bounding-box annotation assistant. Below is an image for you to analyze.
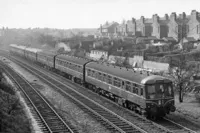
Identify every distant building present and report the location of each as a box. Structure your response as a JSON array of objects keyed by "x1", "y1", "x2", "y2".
[
  {"x1": 115, "y1": 18, "x2": 137, "y2": 37},
  {"x1": 115, "y1": 22, "x2": 127, "y2": 36},
  {"x1": 100, "y1": 22, "x2": 119, "y2": 37},
  {"x1": 126, "y1": 18, "x2": 137, "y2": 36},
  {"x1": 89, "y1": 50, "x2": 108, "y2": 60},
  {"x1": 168, "y1": 12, "x2": 189, "y2": 41},
  {"x1": 152, "y1": 14, "x2": 169, "y2": 39},
  {"x1": 137, "y1": 16, "x2": 153, "y2": 36},
  {"x1": 187, "y1": 10, "x2": 200, "y2": 40},
  {"x1": 100, "y1": 9, "x2": 200, "y2": 43}
]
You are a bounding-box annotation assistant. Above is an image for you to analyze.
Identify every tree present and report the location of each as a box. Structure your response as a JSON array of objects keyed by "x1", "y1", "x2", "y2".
[{"x1": 168, "y1": 53, "x2": 199, "y2": 102}]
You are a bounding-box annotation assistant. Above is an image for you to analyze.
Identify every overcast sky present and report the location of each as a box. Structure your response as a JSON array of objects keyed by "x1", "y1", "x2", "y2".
[{"x1": 0, "y1": 0, "x2": 199, "y2": 29}]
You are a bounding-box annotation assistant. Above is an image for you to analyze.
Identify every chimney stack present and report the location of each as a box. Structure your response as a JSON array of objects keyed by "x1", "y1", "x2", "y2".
[
  {"x1": 191, "y1": 10, "x2": 199, "y2": 20},
  {"x1": 140, "y1": 16, "x2": 145, "y2": 23},
  {"x1": 164, "y1": 14, "x2": 169, "y2": 20},
  {"x1": 170, "y1": 12, "x2": 177, "y2": 21},
  {"x1": 179, "y1": 12, "x2": 186, "y2": 19},
  {"x1": 100, "y1": 24, "x2": 102, "y2": 33},
  {"x1": 153, "y1": 14, "x2": 159, "y2": 22},
  {"x1": 132, "y1": 17, "x2": 136, "y2": 23}
]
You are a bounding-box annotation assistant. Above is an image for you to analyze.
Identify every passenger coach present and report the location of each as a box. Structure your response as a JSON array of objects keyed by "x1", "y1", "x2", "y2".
[
  {"x1": 85, "y1": 62, "x2": 175, "y2": 119},
  {"x1": 55, "y1": 54, "x2": 91, "y2": 84},
  {"x1": 37, "y1": 51, "x2": 56, "y2": 68}
]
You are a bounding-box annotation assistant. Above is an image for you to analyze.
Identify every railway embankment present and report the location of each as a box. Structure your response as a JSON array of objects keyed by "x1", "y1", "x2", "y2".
[
  {"x1": 164, "y1": 92, "x2": 200, "y2": 132},
  {"x1": 0, "y1": 69, "x2": 32, "y2": 133}
]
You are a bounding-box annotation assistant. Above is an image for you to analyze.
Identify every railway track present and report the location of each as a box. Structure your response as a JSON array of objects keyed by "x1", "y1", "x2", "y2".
[
  {"x1": 6, "y1": 58, "x2": 148, "y2": 133},
  {"x1": 1, "y1": 52, "x2": 198, "y2": 133},
  {"x1": 0, "y1": 61, "x2": 78, "y2": 133},
  {"x1": 156, "y1": 118, "x2": 197, "y2": 133}
]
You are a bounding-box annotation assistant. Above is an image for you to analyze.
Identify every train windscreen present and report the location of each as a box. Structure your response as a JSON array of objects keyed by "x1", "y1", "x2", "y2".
[{"x1": 146, "y1": 83, "x2": 173, "y2": 99}]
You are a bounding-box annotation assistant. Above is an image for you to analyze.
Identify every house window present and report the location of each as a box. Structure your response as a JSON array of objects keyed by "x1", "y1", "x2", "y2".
[
  {"x1": 158, "y1": 27, "x2": 160, "y2": 33},
  {"x1": 197, "y1": 25, "x2": 199, "y2": 34}
]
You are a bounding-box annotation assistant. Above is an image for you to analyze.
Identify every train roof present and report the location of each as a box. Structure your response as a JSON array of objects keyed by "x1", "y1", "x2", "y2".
[
  {"x1": 10, "y1": 44, "x2": 42, "y2": 53},
  {"x1": 10, "y1": 44, "x2": 26, "y2": 49},
  {"x1": 25, "y1": 47, "x2": 42, "y2": 53},
  {"x1": 86, "y1": 62, "x2": 172, "y2": 85},
  {"x1": 37, "y1": 50, "x2": 57, "y2": 57},
  {"x1": 56, "y1": 54, "x2": 91, "y2": 65}
]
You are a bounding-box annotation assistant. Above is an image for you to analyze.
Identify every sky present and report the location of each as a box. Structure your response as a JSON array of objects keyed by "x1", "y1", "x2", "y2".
[{"x1": 0, "y1": 0, "x2": 199, "y2": 29}]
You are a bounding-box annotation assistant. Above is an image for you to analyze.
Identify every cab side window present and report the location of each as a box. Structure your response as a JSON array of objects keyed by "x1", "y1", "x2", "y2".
[{"x1": 140, "y1": 88, "x2": 143, "y2": 96}]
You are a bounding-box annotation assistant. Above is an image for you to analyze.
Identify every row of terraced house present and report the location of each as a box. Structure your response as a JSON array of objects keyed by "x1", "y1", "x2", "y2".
[{"x1": 100, "y1": 10, "x2": 200, "y2": 42}]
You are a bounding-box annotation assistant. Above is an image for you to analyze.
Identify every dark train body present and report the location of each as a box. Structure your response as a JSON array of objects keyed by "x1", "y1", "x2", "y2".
[{"x1": 9, "y1": 44, "x2": 176, "y2": 119}]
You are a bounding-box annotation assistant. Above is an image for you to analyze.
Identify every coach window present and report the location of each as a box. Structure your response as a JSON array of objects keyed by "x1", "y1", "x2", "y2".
[
  {"x1": 102, "y1": 74, "x2": 107, "y2": 82},
  {"x1": 76, "y1": 65, "x2": 79, "y2": 71},
  {"x1": 73, "y1": 64, "x2": 76, "y2": 70},
  {"x1": 66, "y1": 62, "x2": 69, "y2": 67},
  {"x1": 125, "y1": 81, "x2": 131, "y2": 92},
  {"x1": 107, "y1": 75, "x2": 112, "y2": 84},
  {"x1": 122, "y1": 81, "x2": 125, "y2": 89},
  {"x1": 78, "y1": 66, "x2": 81, "y2": 72},
  {"x1": 98, "y1": 72, "x2": 103, "y2": 81},
  {"x1": 87, "y1": 69, "x2": 90, "y2": 76},
  {"x1": 74, "y1": 65, "x2": 77, "y2": 70},
  {"x1": 114, "y1": 77, "x2": 121, "y2": 87},
  {"x1": 91, "y1": 70, "x2": 95, "y2": 77},
  {"x1": 69, "y1": 63, "x2": 72, "y2": 68},
  {"x1": 94, "y1": 71, "x2": 97, "y2": 78},
  {"x1": 76, "y1": 65, "x2": 78, "y2": 71},
  {"x1": 135, "y1": 85, "x2": 139, "y2": 94},
  {"x1": 71, "y1": 64, "x2": 74, "y2": 69},
  {"x1": 132, "y1": 83, "x2": 136, "y2": 94},
  {"x1": 89, "y1": 69, "x2": 92, "y2": 76}
]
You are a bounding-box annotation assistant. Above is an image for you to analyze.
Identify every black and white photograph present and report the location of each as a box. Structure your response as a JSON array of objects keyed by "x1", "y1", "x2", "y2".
[{"x1": 0, "y1": 0, "x2": 200, "y2": 132}]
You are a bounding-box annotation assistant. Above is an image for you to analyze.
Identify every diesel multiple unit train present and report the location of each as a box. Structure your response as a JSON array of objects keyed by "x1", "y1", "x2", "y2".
[{"x1": 9, "y1": 44, "x2": 176, "y2": 119}]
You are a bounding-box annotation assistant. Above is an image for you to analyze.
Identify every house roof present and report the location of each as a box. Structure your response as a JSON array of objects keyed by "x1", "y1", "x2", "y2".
[
  {"x1": 145, "y1": 18, "x2": 153, "y2": 23},
  {"x1": 117, "y1": 23, "x2": 126, "y2": 28},
  {"x1": 126, "y1": 20, "x2": 134, "y2": 25},
  {"x1": 183, "y1": 37, "x2": 196, "y2": 42},
  {"x1": 176, "y1": 17, "x2": 190, "y2": 24},
  {"x1": 80, "y1": 40, "x2": 94, "y2": 52},
  {"x1": 102, "y1": 22, "x2": 119, "y2": 29},
  {"x1": 163, "y1": 37, "x2": 177, "y2": 41},
  {"x1": 159, "y1": 19, "x2": 170, "y2": 25},
  {"x1": 147, "y1": 36, "x2": 158, "y2": 40}
]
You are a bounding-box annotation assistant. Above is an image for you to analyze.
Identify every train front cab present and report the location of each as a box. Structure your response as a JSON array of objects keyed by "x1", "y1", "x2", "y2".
[{"x1": 145, "y1": 80, "x2": 176, "y2": 119}]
